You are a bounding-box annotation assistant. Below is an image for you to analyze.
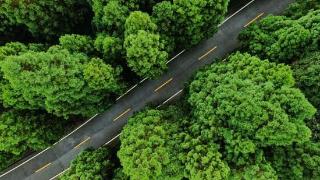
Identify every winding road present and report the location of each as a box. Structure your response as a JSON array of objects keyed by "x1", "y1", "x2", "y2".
[{"x1": 0, "y1": 0, "x2": 294, "y2": 179}]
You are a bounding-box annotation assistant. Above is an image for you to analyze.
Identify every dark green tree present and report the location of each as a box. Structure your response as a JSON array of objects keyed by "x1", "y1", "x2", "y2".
[
  {"x1": 292, "y1": 51, "x2": 320, "y2": 141},
  {"x1": 60, "y1": 147, "x2": 115, "y2": 180},
  {"x1": 0, "y1": 110, "x2": 63, "y2": 162},
  {"x1": 284, "y1": 0, "x2": 320, "y2": 19},
  {"x1": 0, "y1": 0, "x2": 91, "y2": 40},
  {"x1": 239, "y1": 11, "x2": 320, "y2": 63},
  {"x1": 94, "y1": 34, "x2": 123, "y2": 62},
  {"x1": 268, "y1": 142, "x2": 320, "y2": 179},
  {"x1": 97, "y1": 0, "x2": 129, "y2": 36},
  {"x1": 153, "y1": 0, "x2": 229, "y2": 47}
]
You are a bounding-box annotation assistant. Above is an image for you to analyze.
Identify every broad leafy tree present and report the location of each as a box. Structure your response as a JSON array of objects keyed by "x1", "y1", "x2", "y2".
[
  {"x1": 187, "y1": 53, "x2": 316, "y2": 179},
  {"x1": 59, "y1": 34, "x2": 95, "y2": 55},
  {"x1": 292, "y1": 51, "x2": 320, "y2": 141},
  {"x1": 118, "y1": 108, "x2": 184, "y2": 180},
  {"x1": 0, "y1": 48, "x2": 122, "y2": 118},
  {"x1": 0, "y1": 0, "x2": 91, "y2": 40},
  {"x1": 153, "y1": 0, "x2": 229, "y2": 47},
  {"x1": 60, "y1": 147, "x2": 115, "y2": 180},
  {"x1": 239, "y1": 10, "x2": 320, "y2": 63},
  {"x1": 124, "y1": 30, "x2": 168, "y2": 78},
  {"x1": 0, "y1": 111, "x2": 63, "y2": 156}
]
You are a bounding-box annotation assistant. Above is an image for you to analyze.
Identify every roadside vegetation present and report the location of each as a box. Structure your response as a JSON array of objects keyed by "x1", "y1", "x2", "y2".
[
  {"x1": 0, "y1": 0, "x2": 229, "y2": 172},
  {"x1": 59, "y1": 0, "x2": 320, "y2": 179}
]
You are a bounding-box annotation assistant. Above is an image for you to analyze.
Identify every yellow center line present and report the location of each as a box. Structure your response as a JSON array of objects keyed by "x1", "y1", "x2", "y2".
[
  {"x1": 35, "y1": 163, "x2": 52, "y2": 173},
  {"x1": 113, "y1": 108, "x2": 131, "y2": 122},
  {"x1": 154, "y1": 78, "x2": 173, "y2": 92},
  {"x1": 73, "y1": 137, "x2": 91, "y2": 149},
  {"x1": 198, "y1": 46, "x2": 217, "y2": 61},
  {"x1": 244, "y1": 12, "x2": 264, "y2": 27}
]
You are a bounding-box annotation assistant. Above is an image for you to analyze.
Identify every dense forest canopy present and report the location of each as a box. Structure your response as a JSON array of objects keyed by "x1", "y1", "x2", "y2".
[
  {"x1": 1, "y1": 0, "x2": 320, "y2": 179},
  {"x1": 0, "y1": 0, "x2": 230, "y2": 172}
]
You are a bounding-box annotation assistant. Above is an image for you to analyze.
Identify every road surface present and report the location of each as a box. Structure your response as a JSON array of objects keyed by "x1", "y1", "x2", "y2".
[{"x1": 0, "y1": 0, "x2": 294, "y2": 179}]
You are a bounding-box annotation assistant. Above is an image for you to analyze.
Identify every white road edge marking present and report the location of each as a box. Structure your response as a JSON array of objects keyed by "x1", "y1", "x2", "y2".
[
  {"x1": 116, "y1": 84, "x2": 138, "y2": 101},
  {"x1": 218, "y1": 0, "x2": 255, "y2": 27},
  {"x1": 54, "y1": 114, "x2": 98, "y2": 146},
  {"x1": 166, "y1": 49, "x2": 186, "y2": 64},
  {"x1": 0, "y1": 113, "x2": 98, "y2": 178},
  {"x1": 157, "y1": 89, "x2": 183, "y2": 108},
  {"x1": 0, "y1": 147, "x2": 50, "y2": 177},
  {"x1": 139, "y1": 77, "x2": 148, "y2": 84},
  {"x1": 49, "y1": 167, "x2": 70, "y2": 180},
  {"x1": 104, "y1": 133, "x2": 122, "y2": 146}
]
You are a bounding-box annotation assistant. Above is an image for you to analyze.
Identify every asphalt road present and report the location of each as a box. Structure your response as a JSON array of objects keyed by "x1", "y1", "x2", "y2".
[{"x1": 0, "y1": 0, "x2": 294, "y2": 179}]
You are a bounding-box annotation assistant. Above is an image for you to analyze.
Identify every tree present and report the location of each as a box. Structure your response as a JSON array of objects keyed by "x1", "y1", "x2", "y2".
[
  {"x1": 0, "y1": 110, "x2": 63, "y2": 156},
  {"x1": 60, "y1": 147, "x2": 115, "y2": 180},
  {"x1": 99, "y1": 1, "x2": 129, "y2": 36},
  {"x1": 268, "y1": 142, "x2": 320, "y2": 179},
  {"x1": 124, "y1": 30, "x2": 168, "y2": 78},
  {"x1": 292, "y1": 51, "x2": 320, "y2": 141},
  {"x1": 153, "y1": 0, "x2": 229, "y2": 47},
  {"x1": 117, "y1": 0, "x2": 164, "y2": 12},
  {"x1": 0, "y1": 48, "x2": 122, "y2": 118},
  {"x1": 59, "y1": 34, "x2": 95, "y2": 55},
  {"x1": 118, "y1": 108, "x2": 184, "y2": 180},
  {"x1": 124, "y1": 11, "x2": 157, "y2": 36},
  {"x1": 187, "y1": 53, "x2": 316, "y2": 178},
  {"x1": 239, "y1": 11, "x2": 320, "y2": 63},
  {"x1": 0, "y1": 0, "x2": 91, "y2": 40},
  {"x1": 284, "y1": 0, "x2": 320, "y2": 19},
  {"x1": 94, "y1": 34, "x2": 123, "y2": 62}
]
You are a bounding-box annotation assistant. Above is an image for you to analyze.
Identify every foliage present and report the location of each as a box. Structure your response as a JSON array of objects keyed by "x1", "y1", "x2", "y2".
[
  {"x1": 112, "y1": 168, "x2": 130, "y2": 180},
  {"x1": 285, "y1": 0, "x2": 320, "y2": 19},
  {"x1": 118, "y1": 108, "x2": 184, "y2": 180},
  {"x1": 124, "y1": 30, "x2": 168, "y2": 78},
  {"x1": 59, "y1": 34, "x2": 95, "y2": 55},
  {"x1": 0, "y1": 0, "x2": 91, "y2": 40},
  {"x1": 94, "y1": 33, "x2": 123, "y2": 62},
  {"x1": 0, "y1": 110, "x2": 63, "y2": 156},
  {"x1": 124, "y1": 11, "x2": 157, "y2": 36},
  {"x1": 0, "y1": 48, "x2": 122, "y2": 118},
  {"x1": 153, "y1": 0, "x2": 229, "y2": 47},
  {"x1": 187, "y1": 53, "x2": 316, "y2": 179},
  {"x1": 99, "y1": 0, "x2": 129, "y2": 36},
  {"x1": 292, "y1": 52, "x2": 320, "y2": 108},
  {"x1": 60, "y1": 147, "x2": 115, "y2": 180},
  {"x1": 239, "y1": 10, "x2": 320, "y2": 63},
  {"x1": 268, "y1": 142, "x2": 320, "y2": 179},
  {"x1": 292, "y1": 51, "x2": 320, "y2": 141}
]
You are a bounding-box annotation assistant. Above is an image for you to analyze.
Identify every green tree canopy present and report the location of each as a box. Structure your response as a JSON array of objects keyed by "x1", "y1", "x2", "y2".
[
  {"x1": 94, "y1": 33, "x2": 123, "y2": 62},
  {"x1": 60, "y1": 147, "x2": 115, "y2": 180},
  {"x1": 59, "y1": 34, "x2": 95, "y2": 55},
  {"x1": 0, "y1": 48, "x2": 122, "y2": 118},
  {"x1": 124, "y1": 30, "x2": 168, "y2": 78},
  {"x1": 153, "y1": 0, "x2": 229, "y2": 47},
  {"x1": 187, "y1": 53, "x2": 316, "y2": 178},
  {"x1": 239, "y1": 10, "x2": 320, "y2": 63},
  {"x1": 0, "y1": 0, "x2": 91, "y2": 40},
  {"x1": 0, "y1": 110, "x2": 63, "y2": 156},
  {"x1": 292, "y1": 51, "x2": 320, "y2": 141},
  {"x1": 284, "y1": 0, "x2": 320, "y2": 19},
  {"x1": 118, "y1": 108, "x2": 184, "y2": 180}
]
